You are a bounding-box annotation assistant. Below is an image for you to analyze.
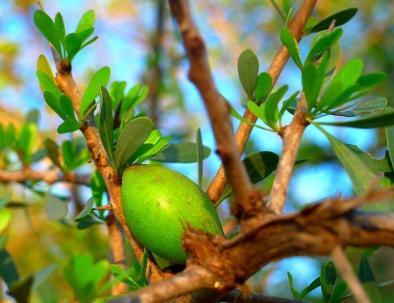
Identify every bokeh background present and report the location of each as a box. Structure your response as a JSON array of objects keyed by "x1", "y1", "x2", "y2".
[{"x1": 0, "y1": 0, "x2": 394, "y2": 301}]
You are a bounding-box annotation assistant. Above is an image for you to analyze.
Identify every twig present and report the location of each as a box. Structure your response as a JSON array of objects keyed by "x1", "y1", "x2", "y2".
[
  {"x1": 267, "y1": 95, "x2": 308, "y2": 213},
  {"x1": 169, "y1": 0, "x2": 259, "y2": 216},
  {"x1": 207, "y1": 0, "x2": 318, "y2": 204},
  {"x1": 331, "y1": 246, "x2": 371, "y2": 303},
  {"x1": 0, "y1": 168, "x2": 89, "y2": 185},
  {"x1": 54, "y1": 63, "x2": 164, "y2": 286},
  {"x1": 221, "y1": 289, "x2": 306, "y2": 303}
]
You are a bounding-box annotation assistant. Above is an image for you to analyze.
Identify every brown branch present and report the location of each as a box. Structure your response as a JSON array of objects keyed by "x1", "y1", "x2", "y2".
[
  {"x1": 221, "y1": 290, "x2": 306, "y2": 303},
  {"x1": 54, "y1": 65, "x2": 165, "y2": 285},
  {"x1": 169, "y1": 0, "x2": 259, "y2": 216},
  {"x1": 267, "y1": 96, "x2": 308, "y2": 213},
  {"x1": 207, "y1": 0, "x2": 318, "y2": 204},
  {"x1": 331, "y1": 246, "x2": 370, "y2": 303},
  {"x1": 0, "y1": 168, "x2": 89, "y2": 185},
  {"x1": 121, "y1": 188, "x2": 394, "y2": 302}
]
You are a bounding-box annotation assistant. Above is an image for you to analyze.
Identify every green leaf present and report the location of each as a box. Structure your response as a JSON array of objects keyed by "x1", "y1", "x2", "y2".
[
  {"x1": 216, "y1": 151, "x2": 279, "y2": 204},
  {"x1": 25, "y1": 109, "x2": 40, "y2": 125},
  {"x1": 358, "y1": 256, "x2": 382, "y2": 303},
  {"x1": 238, "y1": 49, "x2": 259, "y2": 98},
  {"x1": 57, "y1": 120, "x2": 80, "y2": 134},
  {"x1": 264, "y1": 85, "x2": 288, "y2": 129},
  {"x1": 317, "y1": 125, "x2": 379, "y2": 195},
  {"x1": 17, "y1": 123, "x2": 37, "y2": 165},
  {"x1": 54, "y1": 13, "x2": 66, "y2": 44},
  {"x1": 320, "y1": 261, "x2": 337, "y2": 302},
  {"x1": 280, "y1": 27, "x2": 302, "y2": 68},
  {"x1": 80, "y1": 67, "x2": 111, "y2": 115},
  {"x1": 76, "y1": 10, "x2": 95, "y2": 34},
  {"x1": 0, "y1": 249, "x2": 19, "y2": 287},
  {"x1": 300, "y1": 277, "x2": 321, "y2": 299},
  {"x1": 357, "y1": 73, "x2": 386, "y2": 88},
  {"x1": 328, "y1": 278, "x2": 347, "y2": 303},
  {"x1": 65, "y1": 33, "x2": 82, "y2": 61},
  {"x1": 36, "y1": 55, "x2": 54, "y2": 80},
  {"x1": 353, "y1": 97, "x2": 388, "y2": 116},
  {"x1": 45, "y1": 193, "x2": 68, "y2": 221},
  {"x1": 306, "y1": 29, "x2": 343, "y2": 63},
  {"x1": 318, "y1": 58, "x2": 364, "y2": 110},
  {"x1": 75, "y1": 198, "x2": 95, "y2": 221},
  {"x1": 196, "y1": 128, "x2": 203, "y2": 188},
  {"x1": 114, "y1": 117, "x2": 153, "y2": 171},
  {"x1": 319, "y1": 110, "x2": 394, "y2": 129},
  {"x1": 150, "y1": 142, "x2": 211, "y2": 163},
  {"x1": 307, "y1": 8, "x2": 358, "y2": 33},
  {"x1": 37, "y1": 71, "x2": 62, "y2": 100},
  {"x1": 385, "y1": 109, "x2": 394, "y2": 168},
  {"x1": 34, "y1": 10, "x2": 63, "y2": 57},
  {"x1": 255, "y1": 72, "x2": 272, "y2": 103},
  {"x1": 287, "y1": 272, "x2": 301, "y2": 299},
  {"x1": 302, "y1": 62, "x2": 324, "y2": 109},
  {"x1": 99, "y1": 87, "x2": 115, "y2": 165}
]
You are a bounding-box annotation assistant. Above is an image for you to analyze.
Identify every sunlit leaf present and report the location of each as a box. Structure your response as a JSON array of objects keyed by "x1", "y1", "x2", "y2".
[
  {"x1": 255, "y1": 72, "x2": 272, "y2": 103},
  {"x1": 34, "y1": 10, "x2": 63, "y2": 57},
  {"x1": 80, "y1": 67, "x2": 111, "y2": 115},
  {"x1": 280, "y1": 27, "x2": 302, "y2": 68}
]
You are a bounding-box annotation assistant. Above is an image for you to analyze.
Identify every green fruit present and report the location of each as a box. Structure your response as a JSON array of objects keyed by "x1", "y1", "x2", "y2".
[{"x1": 121, "y1": 164, "x2": 224, "y2": 264}]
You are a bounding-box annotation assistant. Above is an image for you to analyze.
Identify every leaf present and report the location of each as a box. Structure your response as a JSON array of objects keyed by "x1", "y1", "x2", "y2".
[
  {"x1": 280, "y1": 27, "x2": 302, "y2": 68},
  {"x1": 34, "y1": 10, "x2": 63, "y2": 57},
  {"x1": 353, "y1": 97, "x2": 387, "y2": 116},
  {"x1": 150, "y1": 142, "x2": 211, "y2": 163},
  {"x1": 320, "y1": 261, "x2": 337, "y2": 302},
  {"x1": 76, "y1": 213, "x2": 104, "y2": 230},
  {"x1": 114, "y1": 117, "x2": 153, "y2": 171},
  {"x1": 302, "y1": 62, "x2": 324, "y2": 109},
  {"x1": 17, "y1": 123, "x2": 37, "y2": 165},
  {"x1": 216, "y1": 151, "x2": 279, "y2": 204},
  {"x1": 54, "y1": 13, "x2": 66, "y2": 43},
  {"x1": 358, "y1": 256, "x2": 382, "y2": 303},
  {"x1": 76, "y1": 10, "x2": 95, "y2": 34},
  {"x1": 37, "y1": 71, "x2": 62, "y2": 100},
  {"x1": 385, "y1": 109, "x2": 394, "y2": 168},
  {"x1": 306, "y1": 29, "x2": 343, "y2": 63},
  {"x1": 307, "y1": 8, "x2": 358, "y2": 33},
  {"x1": 319, "y1": 110, "x2": 394, "y2": 129},
  {"x1": 99, "y1": 87, "x2": 114, "y2": 165},
  {"x1": 255, "y1": 72, "x2": 272, "y2": 103},
  {"x1": 36, "y1": 55, "x2": 54, "y2": 80},
  {"x1": 196, "y1": 128, "x2": 203, "y2": 188},
  {"x1": 328, "y1": 278, "x2": 347, "y2": 303},
  {"x1": 75, "y1": 198, "x2": 95, "y2": 221},
  {"x1": 238, "y1": 49, "x2": 259, "y2": 98},
  {"x1": 80, "y1": 67, "x2": 111, "y2": 115},
  {"x1": 300, "y1": 277, "x2": 321, "y2": 299},
  {"x1": 263, "y1": 85, "x2": 288, "y2": 129},
  {"x1": 318, "y1": 58, "x2": 364, "y2": 110},
  {"x1": 57, "y1": 120, "x2": 80, "y2": 134},
  {"x1": 317, "y1": 125, "x2": 379, "y2": 195},
  {"x1": 25, "y1": 109, "x2": 40, "y2": 125},
  {"x1": 32, "y1": 264, "x2": 57, "y2": 290},
  {"x1": 287, "y1": 272, "x2": 301, "y2": 299},
  {"x1": 0, "y1": 249, "x2": 19, "y2": 287},
  {"x1": 45, "y1": 193, "x2": 68, "y2": 221},
  {"x1": 65, "y1": 33, "x2": 82, "y2": 61}
]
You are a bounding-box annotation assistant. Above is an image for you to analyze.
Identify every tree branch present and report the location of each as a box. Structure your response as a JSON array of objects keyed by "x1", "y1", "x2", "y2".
[
  {"x1": 0, "y1": 167, "x2": 89, "y2": 185},
  {"x1": 121, "y1": 188, "x2": 394, "y2": 302},
  {"x1": 53, "y1": 64, "x2": 165, "y2": 286},
  {"x1": 267, "y1": 96, "x2": 308, "y2": 213},
  {"x1": 169, "y1": 0, "x2": 259, "y2": 216},
  {"x1": 206, "y1": 0, "x2": 318, "y2": 204}
]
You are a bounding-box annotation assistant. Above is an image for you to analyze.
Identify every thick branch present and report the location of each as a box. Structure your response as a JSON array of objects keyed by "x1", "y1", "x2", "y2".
[
  {"x1": 0, "y1": 168, "x2": 89, "y2": 185},
  {"x1": 169, "y1": 0, "x2": 258, "y2": 216},
  {"x1": 123, "y1": 188, "x2": 394, "y2": 302},
  {"x1": 207, "y1": 0, "x2": 318, "y2": 203}
]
